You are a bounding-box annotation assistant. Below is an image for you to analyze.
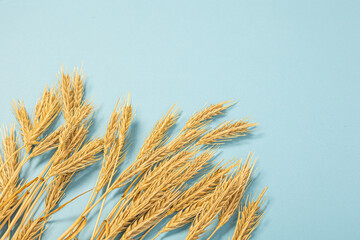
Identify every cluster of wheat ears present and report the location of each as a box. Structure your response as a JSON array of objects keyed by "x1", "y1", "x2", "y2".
[{"x1": 0, "y1": 66, "x2": 267, "y2": 240}]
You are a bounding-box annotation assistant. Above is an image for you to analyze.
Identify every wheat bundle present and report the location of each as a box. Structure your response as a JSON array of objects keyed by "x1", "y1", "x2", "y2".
[{"x1": 0, "y1": 66, "x2": 266, "y2": 240}]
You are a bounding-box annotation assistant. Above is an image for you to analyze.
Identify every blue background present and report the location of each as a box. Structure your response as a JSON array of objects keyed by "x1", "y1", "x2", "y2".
[{"x1": 1, "y1": 1, "x2": 360, "y2": 239}]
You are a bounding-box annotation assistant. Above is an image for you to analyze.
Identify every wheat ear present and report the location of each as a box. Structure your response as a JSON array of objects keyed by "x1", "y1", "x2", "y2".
[
  {"x1": 197, "y1": 119, "x2": 258, "y2": 145},
  {"x1": 185, "y1": 172, "x2": 243, "y2": 240},
  {"x1": 153, "y1": 196, "x2": 209, "y2": 240},
  {"x1": 207, "y1": 154, "x2": 255, "y2": 239},
  {"x1": 108, "y1": 149, "x2": 213, "y2": 239},
  {"x1": 91, "y1": 98, "x2": 133, "y2": 240},
  {"x1": 12, "y1": 100, "x2": 33, "y2": 153},
  {"x1": 137, "y1": 105, "x2": 180, "y2": 161},
  {"x1": 183, "y1": 100, "x2": 234, "y2": 130},
  {"x1": 232, "y1": 187, "x2": 267, "y2": 240},
  {"x1": 48, "y1": 138, "x2": 103, "y2": 177},
  {"x1": 0, "y1": 126, "x2": 21, "y2": 223},
  {"x1": 120, "y1": 191, "x2": 180, "y2": 240}
]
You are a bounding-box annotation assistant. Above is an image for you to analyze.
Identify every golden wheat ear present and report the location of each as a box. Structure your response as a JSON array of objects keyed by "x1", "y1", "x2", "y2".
[
  {"x1": 206, "y1": 153, "x2": 255, "y2": 240},
  {"x1": 12, "y1": 100, "x2": 33, "y2": 153},
  {"x1": 97, "y1": 97, "x2": 133, "y2": 192},
  {"x1": 48, "y1": 138, "x2": 103, "y2": 177},
  {"x1": 137, "y1": 104, "x2": 180, "y2": 161},
  {"x1": 232, "y1": 187, "x2": 267, "y2": 240},
  {"x1": 152, "y1": 195, "x2": 209, "y2": 240},
  {"x1": 183, "y1": 100, "x2": 235, "y2": 130},
  {"x1": 120, "y1": 191, "x2": 180, "y2": 240},
  {"x1": 0, "y1": 125, "x2": 19, "y2": 191},
  {"x1": 197, "y1": 119, "x2": 258, "y2": 146},
  {"x1": 32, "y1": 86, "x2": 62, "y2": 142}
]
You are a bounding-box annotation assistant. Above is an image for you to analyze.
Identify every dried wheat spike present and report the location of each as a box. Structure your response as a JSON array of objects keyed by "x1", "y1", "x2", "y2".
[
  {"x1": 109, "y1": 165, "x2": 188, "y2": 234},
  {"x1": 53, "y1": 124, "x2": 88, "y2": 166},
  {"x1": 49, "y1": 138, "x2": 103, "y2": 176},
  {"x1": 232, "y1": 187, "x2": 267, "y2": 240},
  {"x1": 136, "y1": 105, "x2": 179, "y2": 161},
  {"x1": 12, "y1": 100, "x2": 33, "y2": 152},
  {"x1": 45, "y1": 173, "x2": 74, "y2": 213},
  {"x1": 0, "y1": 126, "x2": 21, "y2": 224},
  {"x1": 103, "y1": 102, "x2": 121, "y2": 154},
  {"x1": 108, "y1": 149, "x2": 213, "y2": 239},
  {"x1": 184, "y1": 100, "x2": 234, "y2": 130},
  {"x1": 185, "y1": 174, "x2": 242, "y2": 240},
  {"x1": 171, "y1": 163, "x2": 231, "y2": 212},
  {"x1": 135, "y1": 148, "x2": 200, "y2": 193},
  {"x1": 197, "y1": 119, "x2": 258, "y2": 145},
  {"x1": 154, "y1": 195, "x2": 211, "y2": 240},
  {"x1": 208, "y1": 154, "x2": 255, "y2": 239},
  {"x1": 12, "y1": 217, "x2": 44, "y2": 240},
  {"x1": 29, "y1": 127, "x2": 62, "y2": 158},
  {"x1": 0, "y1": 126, "x2": 19, "y2": 192},
  {"x1": 72, "y1": 67, "x2": 85, "y2": 110},
  {"x1": 111, "y1": 126, "x2": 205, "y2": 190},
  {"x1": 143, "y1": 164, "x2": 232, "y2": 240},
  {"x1": 32, "y1": 86, "x2": 61, "y2": 141},
  {"x1": 108, "y1": 153, "x2": 198, "y2": 236},
  {"x1": 58, "y1": 102, "x2": 94, "y2": 151},
  {"x1": 108, "y1": 149, "x2": 199, "y2": 228},
  {"x1": 59, "y1": 66, "x2": 87, "y2": 121},
  {"x1": 97, "y1": 99, "x2": 133, "y2": 191},
  {"x1": 119, "y1": 192, "x2": 180, "y2": 240}
]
